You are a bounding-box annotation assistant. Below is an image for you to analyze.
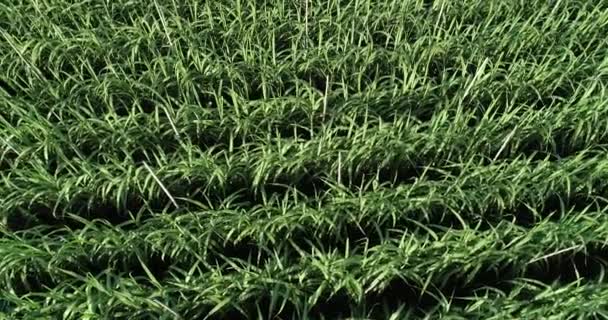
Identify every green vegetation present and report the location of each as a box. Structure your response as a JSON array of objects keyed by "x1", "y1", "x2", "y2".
[{"x1": 1, "y1": 0, "x2": 608, "y2": 318}]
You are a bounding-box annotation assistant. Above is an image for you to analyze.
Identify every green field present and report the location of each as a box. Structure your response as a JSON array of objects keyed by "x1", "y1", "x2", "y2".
[{"x1": 1, "y1": 0, "x2": 608, "y2": 318}]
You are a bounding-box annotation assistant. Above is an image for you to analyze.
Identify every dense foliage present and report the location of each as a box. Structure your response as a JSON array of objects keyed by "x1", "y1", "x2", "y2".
[{"x1": 1, "y1": 0, "x2": 608, "y2": 318}]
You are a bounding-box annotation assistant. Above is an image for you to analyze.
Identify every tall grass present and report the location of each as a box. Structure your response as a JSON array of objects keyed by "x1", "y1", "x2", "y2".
[{"x1": 1, "y1": 0, "x2": 608, "y2": 318}]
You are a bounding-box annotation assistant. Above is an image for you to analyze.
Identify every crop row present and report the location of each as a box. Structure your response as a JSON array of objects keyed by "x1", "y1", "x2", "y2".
[{"x1": 2, "y1": 210, "x2": 607, "y2": 318}]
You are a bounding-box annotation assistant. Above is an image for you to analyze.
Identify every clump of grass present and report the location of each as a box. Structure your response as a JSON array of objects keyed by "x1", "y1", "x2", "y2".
[{"x1": 2, "y1": 0, "x2": 608, "y2": 318}]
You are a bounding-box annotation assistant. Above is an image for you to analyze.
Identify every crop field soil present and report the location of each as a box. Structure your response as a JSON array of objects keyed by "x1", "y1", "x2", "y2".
[{"x1": 1, "y1": 0, "x2": 608, "y2": 318}]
